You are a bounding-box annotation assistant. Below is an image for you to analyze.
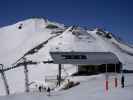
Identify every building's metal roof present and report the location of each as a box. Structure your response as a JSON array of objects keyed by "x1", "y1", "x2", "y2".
[{"x1": 50, "y1": 52, "x2": 120, "y2": 65}]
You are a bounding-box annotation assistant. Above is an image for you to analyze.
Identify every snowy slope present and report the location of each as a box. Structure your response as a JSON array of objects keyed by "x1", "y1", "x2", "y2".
[
  {"x1": 0, "y1": 18, "x2": 76, "y2": 95},
  {"x1": 0, "y1": 18, "x2": 65, "y2": 67},
  {"x1": 50, "y1": 27, "x2": 133, "y2": 68},
  {"x1": 0, "y1": 74, "x2": 133, "y2": 100},
  {"x1": 0, "y1": 18, "x2": 133, "y2": 96}
]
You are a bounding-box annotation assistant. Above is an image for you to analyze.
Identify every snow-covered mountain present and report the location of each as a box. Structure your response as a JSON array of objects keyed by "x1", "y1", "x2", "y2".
[{"x1": 0, "y1": 18, "x2": 133, "y2": 96}]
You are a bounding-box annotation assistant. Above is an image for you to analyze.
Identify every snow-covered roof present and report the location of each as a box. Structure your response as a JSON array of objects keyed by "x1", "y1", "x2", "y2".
[{"x1": 50, "y1": 52, "x2": 120, "y2": 65}]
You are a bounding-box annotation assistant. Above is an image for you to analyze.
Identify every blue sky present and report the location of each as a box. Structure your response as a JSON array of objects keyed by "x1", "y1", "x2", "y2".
[{"x1": 0, "y1": 0, "x2": 133, "y2": 44}]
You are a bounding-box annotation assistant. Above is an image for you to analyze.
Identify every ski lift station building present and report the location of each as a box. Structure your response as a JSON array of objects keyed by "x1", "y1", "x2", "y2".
[{"x1": 50, "y1": 52, "x2": 122, "y2": 75}]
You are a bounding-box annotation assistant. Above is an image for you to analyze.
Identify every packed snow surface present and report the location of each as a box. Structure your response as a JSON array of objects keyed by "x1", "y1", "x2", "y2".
[{"x1": 0, "y1": 74, "x2": 133, "y2": 100}]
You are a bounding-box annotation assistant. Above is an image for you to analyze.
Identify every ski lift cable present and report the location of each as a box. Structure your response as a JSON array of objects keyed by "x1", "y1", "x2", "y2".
[
  {"x1": 3, "y1": 59, "x2": 54, "y2": 72},
  {"x1": 3, "y1": 27, "x2": 71, "y2": 72},
  {"x1": 10, "y1": 28, "x2": 67, "y2": 70}
]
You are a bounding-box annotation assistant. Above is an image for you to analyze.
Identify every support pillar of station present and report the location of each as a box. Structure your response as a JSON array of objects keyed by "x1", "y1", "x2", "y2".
[
  {"x1": 58, "y1": 64, "x2": 62, "y2": 86},
  {"x1": 105, "y1": 64, "x2": 109, "y2": 91}
]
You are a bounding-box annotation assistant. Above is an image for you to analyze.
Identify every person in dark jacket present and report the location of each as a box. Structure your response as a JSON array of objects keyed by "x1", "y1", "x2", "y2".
[
  {"x1": 121, "y1": 75, "x2": 125, "y2": 88},
  {"x1": 38, "y1": 86, "x2": 42, "y2": 92},
  {"x1": 47, "y1": 87, "x2": 51, "y2": 96}
]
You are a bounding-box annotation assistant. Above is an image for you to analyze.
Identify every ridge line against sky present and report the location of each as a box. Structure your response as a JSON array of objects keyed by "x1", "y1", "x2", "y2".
[{"x1": 0, "y1": 0, "x2": 133, "y2": 44}]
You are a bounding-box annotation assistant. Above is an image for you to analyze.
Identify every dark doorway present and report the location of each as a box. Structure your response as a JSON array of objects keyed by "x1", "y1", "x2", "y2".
[{"x1": 73, "y1": 62, "x2": 122, "y2": 76}]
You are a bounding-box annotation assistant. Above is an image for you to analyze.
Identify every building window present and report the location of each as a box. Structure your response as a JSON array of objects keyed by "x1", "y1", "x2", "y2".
[{"x1": 61, "y1": 55, "x2": 87, "y2": 60}]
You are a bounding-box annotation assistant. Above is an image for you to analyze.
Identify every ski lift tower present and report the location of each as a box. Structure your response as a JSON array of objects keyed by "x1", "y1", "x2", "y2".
[{"x1": 0, "y1": 64, "x2": 10, "y2": 95}]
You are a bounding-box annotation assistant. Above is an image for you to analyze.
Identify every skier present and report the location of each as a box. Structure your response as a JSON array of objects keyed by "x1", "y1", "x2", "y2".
[
  {"x1": 38, "y1": 86, "x2": 42, "y2": 92},
  {"x1": 121, "y1": 74, "x2": 125, "y2": 88},
  {"x1": 47, "y1": 87, "x2": 51, "y2": 96}
]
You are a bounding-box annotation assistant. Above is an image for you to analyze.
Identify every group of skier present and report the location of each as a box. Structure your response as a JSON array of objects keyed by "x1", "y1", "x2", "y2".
[
  {"x1": 38, "y1": 86, "x2": 51, "y2": 96},
  {"x1": 38, "y1": 73, "x2": 125, "y2": 96},
  {"x1": 38, "y1": 74, "x2": 60, "y2": 96}
]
